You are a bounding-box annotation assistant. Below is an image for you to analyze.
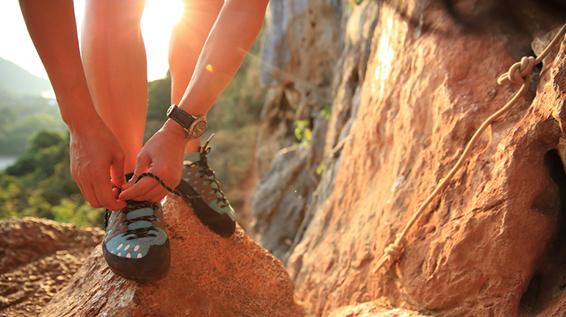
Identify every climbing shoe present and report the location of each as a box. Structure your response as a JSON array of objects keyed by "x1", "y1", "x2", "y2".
[
  {"x1": 102, "y1": 200, "x2": 170, "y2": 282},
  {"x1": 176, "y1": 136, "x2": 236, "y2": 237}
]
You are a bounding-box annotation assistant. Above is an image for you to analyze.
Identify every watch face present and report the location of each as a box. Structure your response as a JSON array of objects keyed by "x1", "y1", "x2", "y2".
[{"x1": 191, "y1": 120, "x2": 207, "y2": 138}]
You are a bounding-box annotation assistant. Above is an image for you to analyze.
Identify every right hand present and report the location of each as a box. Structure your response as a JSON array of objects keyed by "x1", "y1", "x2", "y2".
[{"x1": 69, "y1": 120, "x2": 127, "y2": 210}]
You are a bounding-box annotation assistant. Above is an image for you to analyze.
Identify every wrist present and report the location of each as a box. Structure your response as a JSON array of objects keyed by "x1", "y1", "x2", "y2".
[
  {"x1": 161, "y1": 119, "x2": 190, "y2": 142},
  {"x1": 57, "y1": 91, "x2": 101, "y2": 132},
  {"x1": 67, "y1": 114, "x2": 106, "y2": 135},
  {"x1": 177, "y1": 101, "x2": 206, "y2": 117}
]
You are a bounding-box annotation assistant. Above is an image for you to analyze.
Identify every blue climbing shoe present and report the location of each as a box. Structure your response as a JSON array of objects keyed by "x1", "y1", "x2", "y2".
[{"x1": 102, "y1": 200, "x2": 170, "y2": 282}]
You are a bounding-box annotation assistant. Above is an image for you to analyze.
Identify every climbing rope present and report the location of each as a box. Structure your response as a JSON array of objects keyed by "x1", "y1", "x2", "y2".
[{"x1": 373, "y1": 24, "x2": 566, "y2": 274}]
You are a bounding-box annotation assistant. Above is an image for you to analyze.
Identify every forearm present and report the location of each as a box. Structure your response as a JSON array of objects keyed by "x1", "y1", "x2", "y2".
[
  {"x1": 19, "y1": 0, "x2": 100, "y2": 131},
  {"x1": 176, "y1": 0, "x2": 268, "y2": 116}
]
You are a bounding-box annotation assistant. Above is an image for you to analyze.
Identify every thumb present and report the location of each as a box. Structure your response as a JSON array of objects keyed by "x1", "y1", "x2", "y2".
[
  {"x1": 131, "y1": 153, "x2": 151, "y2": 184},
  {"x1": 110, "y1": 152, "x2": 125, "y2": 187}
]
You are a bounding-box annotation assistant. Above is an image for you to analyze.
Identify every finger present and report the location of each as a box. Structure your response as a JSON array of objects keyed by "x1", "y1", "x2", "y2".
[
  {"x1": 93, "y1": 176, "x2": 126, "y2": 210},
  {"x1": 146, "y1": 187, "x2": 169, "y2": 203},
  {"x1": 85, "y1": 183, "x2": 102, "y2": 208},
  {"x1": 119, "y1": 178, "x2": 157, "y2": 201},
  {"x1": 111, "y1": 152, "x2": 126, "y2": 188},
  {"x1": 112, "y1": 187, "x2": 125, "y2": 204},
  {"x1": 131, "y1": 153, "x2": 151, "y2": 184},
  {"x1": 76, "y1": 181, "x2": 100, "y2": 208},
  {"x1": 112, "y1": 187, "x2": 120, "y2": 197}
]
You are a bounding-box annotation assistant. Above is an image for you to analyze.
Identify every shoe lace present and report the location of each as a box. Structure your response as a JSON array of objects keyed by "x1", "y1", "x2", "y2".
[
  {"x1": 103, "y1": 172, "x2": 186, "y2": 231},
  {"x1": 104, "y1": 200, "x2": 161, "y2": 239},
  {"x1": 103, "y1": 135, "x2": 228, "y2": 231},
  {"x1": 123, "y1": 201, "x2": 159, "y2": 239},
  {"x1": 187, "y1": 135, "x2": 230, "y2": 209}
]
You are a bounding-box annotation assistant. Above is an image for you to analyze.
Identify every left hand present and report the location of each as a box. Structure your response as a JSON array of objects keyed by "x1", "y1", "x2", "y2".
[{"x1": 119, "y1": 121, "x2": 188, "y2": 202}]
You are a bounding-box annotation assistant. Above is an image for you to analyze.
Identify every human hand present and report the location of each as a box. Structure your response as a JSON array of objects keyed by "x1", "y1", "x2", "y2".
[
  {"x1": 119, "y1": 120, "x2": 187, "y2": 202},
  {"x1": 69, "y1": 119, "x2": 127, "y2": 210}
]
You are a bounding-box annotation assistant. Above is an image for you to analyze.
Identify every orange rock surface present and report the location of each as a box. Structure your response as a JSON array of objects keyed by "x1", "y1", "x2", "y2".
[
  {"x1": 0, "y1": 218, "x2": 102, "y2": 316},
  {"x1": 274, "y1": 2, "x2": 566, "y2": 316},
  {"x1": 40, "y1": 196, "x2": 303, "y2": 317}
]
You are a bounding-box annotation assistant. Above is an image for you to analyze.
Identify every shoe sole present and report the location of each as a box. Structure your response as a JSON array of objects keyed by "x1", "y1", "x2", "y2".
[
  {"x1": 102, "y1": 239, "x2": 170, "y2": 283},
  {"x1": 176, "y1": 179, "x2": 236, "y2": 237}
]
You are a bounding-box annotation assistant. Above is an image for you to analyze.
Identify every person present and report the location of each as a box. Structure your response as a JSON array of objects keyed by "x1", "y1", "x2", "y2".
[{"x1": 19, "y1": 0, "x2": 268, "y2": 282}]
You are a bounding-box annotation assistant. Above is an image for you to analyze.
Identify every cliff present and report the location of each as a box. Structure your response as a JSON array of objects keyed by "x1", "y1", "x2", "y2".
[{"x1": 252, "y1": 0, "x2": 566, "y2": 316}]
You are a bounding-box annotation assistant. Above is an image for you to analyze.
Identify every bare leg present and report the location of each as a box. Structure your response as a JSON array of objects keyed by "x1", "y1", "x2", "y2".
[
  {"x1": 169, "y1": 0, "x2": 223, "y2": 153},
  {"x1": 81, "y1": 0, "x2": 147, "y2": 172}
]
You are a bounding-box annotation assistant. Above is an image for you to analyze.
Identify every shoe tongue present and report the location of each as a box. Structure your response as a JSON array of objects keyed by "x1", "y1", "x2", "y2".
[
  {"x1": 185, "y1": 152, "x2": 200, "y2": 164},
  {"x1": 126, "y1": 207, "x2": 154, "y2": 220}
]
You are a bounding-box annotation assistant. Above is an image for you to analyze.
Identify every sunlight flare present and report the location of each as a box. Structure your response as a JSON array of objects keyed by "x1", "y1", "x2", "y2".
[{"x1": 140, "y1": 0, "x2": 185, "y2": 79}]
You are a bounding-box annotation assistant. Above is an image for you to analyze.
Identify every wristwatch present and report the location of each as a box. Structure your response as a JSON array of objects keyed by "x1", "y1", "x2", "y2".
[{"x1": 166, "y1": 105, "x2": 207, "y2": 139}]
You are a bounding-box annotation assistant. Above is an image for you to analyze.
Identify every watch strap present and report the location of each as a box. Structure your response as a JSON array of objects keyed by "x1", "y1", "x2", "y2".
[{"x1": 168, "y1": 105, "x2": 196, "y2": 130}]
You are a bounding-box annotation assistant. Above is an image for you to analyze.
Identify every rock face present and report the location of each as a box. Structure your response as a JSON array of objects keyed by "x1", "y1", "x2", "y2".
[
  {"x1": 0, "y1": 218, "x2": 102, "y2": 316},
  {"x1": 328, "y1": 301, "x2": 433, "y2": 317},
  {"x1": 41, "y1": 196, "x2": 303, "y2": 317},
  {"x1": 254, "y1": 0, "x2": 566, "y2": 316},
  {"x1": 252, "y1": 0, "x2": 347, "y2": 261}
]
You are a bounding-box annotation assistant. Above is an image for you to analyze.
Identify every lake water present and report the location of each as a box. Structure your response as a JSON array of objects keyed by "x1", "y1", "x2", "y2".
[{"x1": 0, "y1": 156, "x2": 17, "y2": 170}]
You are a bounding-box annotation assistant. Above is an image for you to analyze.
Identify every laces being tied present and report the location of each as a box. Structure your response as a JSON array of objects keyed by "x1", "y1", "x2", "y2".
[
  {"x1": 122, "y1": 201, "x2": 159, "y2": 239},
  {"x1": 104, "y1": 201, "x2": 159, "y2": 239}
]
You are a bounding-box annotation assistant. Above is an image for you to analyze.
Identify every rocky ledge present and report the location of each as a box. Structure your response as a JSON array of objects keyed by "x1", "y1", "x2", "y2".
[
  {"x1": 0, "y1": 217, "x2": 103, "y2": 316},
  {"x1": 39, "y1": 195, "x2": 303, "y2": 317}
]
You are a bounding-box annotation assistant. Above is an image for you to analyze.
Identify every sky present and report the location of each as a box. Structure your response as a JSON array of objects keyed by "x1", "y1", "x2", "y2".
[{"x1": 0, "y1": 0, "x2": 184, "y2": 81}]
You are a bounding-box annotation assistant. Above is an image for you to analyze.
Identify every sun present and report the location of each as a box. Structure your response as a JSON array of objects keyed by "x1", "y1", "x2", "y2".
[
  {"x1": 142, "y1": 0, "x2": 185, "y2": 30},
  {"x1": 141, "y1": 0, "x2": 185, "y2": 80}
]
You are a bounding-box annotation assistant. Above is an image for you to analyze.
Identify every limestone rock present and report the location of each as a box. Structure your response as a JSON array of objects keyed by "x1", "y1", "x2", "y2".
[
  {"x1": 329, "y1": 301, "x2": 433, "y2": 317},
  {"x1": 252, "y1": 0, "x2": 345, "y2": 260},
  {"x1": 290, "y1": 3, "x2": 566, "y2": 316},
  {"x1": 41, "y1": 196, "x2": 303, "y2": 317},
  {"x1": 0, "y1": 218, "x2": 102, "y2": 316},
  {"x1": 254, "y1": 0, "x2": 566, "y2": 316},
  {"x1": 256, "y1": 0, "x2": 343, "y2": 176}
]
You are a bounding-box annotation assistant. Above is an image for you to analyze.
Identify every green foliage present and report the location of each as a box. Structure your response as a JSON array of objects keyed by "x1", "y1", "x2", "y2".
[
  {"x1": 321, "y1": 103, "x2": 332, "y2": 119},
  {"x1": 315, "y1": 162, "x2": 326, "y2": 176},
  {"x1": 0, "y1": 131, "x2": 98, "y2": 226},
  {"x1": 294, "y1": 120, "x2": 313, "y2": 144}
]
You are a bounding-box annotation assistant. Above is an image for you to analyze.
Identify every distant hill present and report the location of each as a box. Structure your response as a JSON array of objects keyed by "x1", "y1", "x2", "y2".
[{"x1": 0, "y1": 58, "x2": 51, "y2": 96}]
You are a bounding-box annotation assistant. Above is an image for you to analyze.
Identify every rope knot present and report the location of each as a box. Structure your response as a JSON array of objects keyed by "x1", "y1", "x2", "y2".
[
  {"x1": 372, "y1": 238, "x2": 405, "y2": 273},
  {"x1": 383, "y1": 242, "x2": 404, "y2": 263},
  {"x1": 497, "y1": 56, "x2": 537, "y2": 85}
]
